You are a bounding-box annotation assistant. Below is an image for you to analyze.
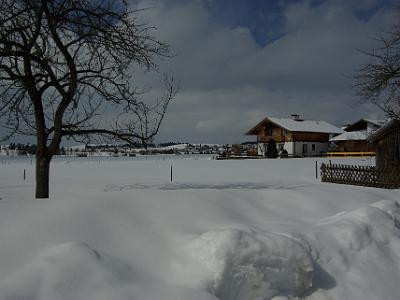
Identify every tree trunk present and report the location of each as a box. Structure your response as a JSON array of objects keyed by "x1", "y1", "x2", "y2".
[{"x1": 35, "y1": 154, "x2": 51, "y2": 199}]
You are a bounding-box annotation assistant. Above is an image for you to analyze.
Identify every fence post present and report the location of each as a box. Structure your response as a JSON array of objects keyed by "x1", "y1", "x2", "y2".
[
  {"x1": 315, "y1": 161, "x2": 318, "y2": 179},
  {"x1": 170, "y1": 165, "x2": 173, "y2": 183},
  {"x1": 23, "y1": 169, "x2": 26, "y2": 181}
]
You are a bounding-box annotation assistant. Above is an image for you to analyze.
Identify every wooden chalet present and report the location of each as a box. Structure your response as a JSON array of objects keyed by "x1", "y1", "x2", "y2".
[
  {"x1": 370, "y1": 119, "x2": 400, "y2": 169},
  {"x1": 246, "y1": 115, "x2": 343, "y2": 157},
  {"x1": 344, "y1": 118, "x2": 384, "y2": 132},
  {"x1": 329, "y1": 119, "x2": 386, "y2": 152}
]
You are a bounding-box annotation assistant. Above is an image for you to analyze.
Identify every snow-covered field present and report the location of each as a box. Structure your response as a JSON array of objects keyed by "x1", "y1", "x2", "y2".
[{"x1": 0, "y1": 156, "x2": 400, "y2": 300}]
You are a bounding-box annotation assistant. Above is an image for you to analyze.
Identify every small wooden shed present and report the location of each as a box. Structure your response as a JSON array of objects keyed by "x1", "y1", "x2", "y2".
[
  {"x1": 370, "y1": 119, "x2": 400, "y2": 169},
  {"x1": 329, "y1": 118, "x2": 385, "y2": 152}
]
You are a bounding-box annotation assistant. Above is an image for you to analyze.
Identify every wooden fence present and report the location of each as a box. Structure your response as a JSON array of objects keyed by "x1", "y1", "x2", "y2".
[{"x1": 320, "y1": 163, "x2": 400, "y2": 189}]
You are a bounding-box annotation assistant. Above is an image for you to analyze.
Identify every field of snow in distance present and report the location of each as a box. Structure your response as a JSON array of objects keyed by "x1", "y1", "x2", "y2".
[{"x1": 0, "y1": 155, "x2": 400, "y2": 300}]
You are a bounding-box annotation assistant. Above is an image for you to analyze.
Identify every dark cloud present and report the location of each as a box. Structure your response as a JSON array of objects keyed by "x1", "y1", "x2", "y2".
[{"x1": 129, "y1": 0, "x2": 396, "y2": 143}]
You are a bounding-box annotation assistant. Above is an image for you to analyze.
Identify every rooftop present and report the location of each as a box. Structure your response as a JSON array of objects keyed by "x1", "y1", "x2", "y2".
[
  {"x1": 247, "y1": 117, "x2": 343, "y2": 135},
  {"x1": 330, "y1": 130, "x2": 368, "y2": 142}
]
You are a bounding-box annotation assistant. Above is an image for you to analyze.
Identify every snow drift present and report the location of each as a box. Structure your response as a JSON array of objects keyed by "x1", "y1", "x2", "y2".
[
  {"x1": 185, "y1": 200, "x2": 400, "y2": 300},
  {"x1": 306, "y1": 199, "x2": 400, "y2": 299},
  {"x1": 1, "y1": 200, "x2": 400, "y2": 300},
  {"x1": 188, "y1": 228, "x2": 313, "y2": 300},
  {"x1": 0, "y1": 242, "x2": 135, "y2": 300}
]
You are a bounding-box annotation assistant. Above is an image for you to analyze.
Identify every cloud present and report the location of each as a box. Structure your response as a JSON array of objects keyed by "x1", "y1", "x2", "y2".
[
  {"x1": 144, "y1": 0, "x2": 397, "y2": 144},
  {"x1": 3, "y1": 0, "x2": 395, "y2": 145},
  {"x1": 127, "y1": 0, "x2": 398, "y2": 143}
]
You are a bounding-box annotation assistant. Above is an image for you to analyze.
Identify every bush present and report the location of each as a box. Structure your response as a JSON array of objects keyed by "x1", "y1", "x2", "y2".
[
  {"x1": 266, "y1": 139, "x2": 278, "y2": 158},
  {"x1": 280, "y1": 149, "x2": 288, "y2": 158}
]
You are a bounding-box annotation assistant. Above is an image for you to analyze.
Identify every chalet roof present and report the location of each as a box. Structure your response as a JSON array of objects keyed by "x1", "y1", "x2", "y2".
[
  {"x1": 369, "y1": 119, "x2": 400, "y2": 142},
  {"x1": 330, "y1": 130, "x2": 367, "y2": 142},
  {"x1": 344, "y1": 118, "x2": 386, "y2": 132},
  {"x1": 246, "y1": 117, "x2": 343, "y2": 135},
  {"x1": 363, "y1": 119, "x2": 387, "y2": 126}
]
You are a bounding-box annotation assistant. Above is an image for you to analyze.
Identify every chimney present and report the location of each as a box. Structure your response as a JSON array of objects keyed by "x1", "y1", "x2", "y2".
[{"x1": 291, "y1": 114, "x2": 303, "y2": 121}]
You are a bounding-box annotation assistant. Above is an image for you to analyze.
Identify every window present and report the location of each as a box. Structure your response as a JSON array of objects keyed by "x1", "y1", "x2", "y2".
[
  {"x1": 302, "y1": 144, "x2": 308, "y2": 154},
  {"x1": 312, "y1": 144, "x2": 316, "y2": 151},
  {"x1": 281, "y1": 128, "x2": 286, "y2": 136},
  {"x1": 267, "y1": 127, "x2": 273, "y2": 136}
]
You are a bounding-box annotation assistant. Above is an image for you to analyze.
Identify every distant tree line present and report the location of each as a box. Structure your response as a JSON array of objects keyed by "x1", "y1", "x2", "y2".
[
  {"x1": 7, "y1": 143, "x2": 36, "y2": 155},
  {"x1": 5, "y1": 143, "x2": 66, "y2": 156}
]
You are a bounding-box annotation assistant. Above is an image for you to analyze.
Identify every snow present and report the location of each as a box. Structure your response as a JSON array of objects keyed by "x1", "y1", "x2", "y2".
[
  {"x1": 0, "y1": 156, "x2": 400, "y2": 300},
  {"x1": 268, "y1": 117, "x2": 343, "y2": 134},
  {"x1": 187, "y1": 228, "x2": 313, "y2": 299},
  {"x1": 0, "y1": 242, "x2": 135, "y2": 300},
  {"x1": 65, "y1": 144, "x2": 86, "y2": 151},
  {"x1": 160, "y1": 143, "x2": 189, "y2": 150},
  {"x1": 329, "y1": 130, "x2": 367, "y2": 141},
  {"x1": 362, "y1": 119, "x2": 387, "y2": 127}
]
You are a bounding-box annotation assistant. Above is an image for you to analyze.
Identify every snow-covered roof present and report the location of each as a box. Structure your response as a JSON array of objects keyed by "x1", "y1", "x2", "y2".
[
  {"x1": 159, "y1": 143, "x2": 188, "y2": 151},
  {"x1": 369, "y1": 119, "x2": 400, "y2": 142},
  {"x1": 330, "y1": 130, "x2": 367, "y2": 142},
  {"x1": 66, "y1": 144, "x2": 86, "y2": 150},
  {"x1": 363, "y1": 119, "x2": 387, "y2": 126},
  {"x1": 268, "y1": 117, "x2": 343, "y2": 133},
  {"x1": 247, "y1": 117, "x2": 343, "y2": 135},
  {"x1": 344, "y1": 118, "x2": 387, "y2": 132}
]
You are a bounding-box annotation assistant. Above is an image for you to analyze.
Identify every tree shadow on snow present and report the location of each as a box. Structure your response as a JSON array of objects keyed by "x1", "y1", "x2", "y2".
[
  {"x1": 160, "y1": 183, "x2": 313, "y2": 191},
  {"x1": 104, "y1": 182, "x2": 313, "y2": 192}
]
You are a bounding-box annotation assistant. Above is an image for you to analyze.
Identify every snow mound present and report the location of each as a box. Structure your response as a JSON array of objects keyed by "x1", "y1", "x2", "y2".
[
  {"x1": 315, "y1": 199, "x2": 400, "y2": 258},
  {"x1": 0, "y1": 242, "x2": 134, "y2": 300},
  {"x1": 187, "y1": 228, "x2": 313, "y2": 300},
  {"x1": 306, "y1": 200, "x2": 400, "y2": 299}
]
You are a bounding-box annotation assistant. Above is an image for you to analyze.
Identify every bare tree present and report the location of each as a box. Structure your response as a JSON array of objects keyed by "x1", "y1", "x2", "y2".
[
  {"x1": 0, "y1": 0, "x2": 177, "y2": 198},
  {"x1": 354, "y1": 17, "x2": 400, "y2": 119}
]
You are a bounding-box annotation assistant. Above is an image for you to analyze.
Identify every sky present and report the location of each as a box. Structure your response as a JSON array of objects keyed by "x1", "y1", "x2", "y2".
[
  {"x1": 127, "y1": 0, "x2": 398, "y2": 144},
  {"x1": 2, "y1": 0, "x2": 398, "y2": 145}
]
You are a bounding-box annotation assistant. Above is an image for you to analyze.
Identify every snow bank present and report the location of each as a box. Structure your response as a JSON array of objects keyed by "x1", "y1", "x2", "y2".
[
  {"x1": 187, "y1": 228, "x2": 313, "y2": 300},
  {"x1": 184, "y1": 200, "x2": 400, "y2": 300},
  {"x1": 0, "y1": 242, "x2": 134, "y2": 300},
  {"x1": 0, "y1": 242, "x2": 219, "y2": 300},
  {"x1": 306, "y1": 199, "x2": 400, "y2": 299}
]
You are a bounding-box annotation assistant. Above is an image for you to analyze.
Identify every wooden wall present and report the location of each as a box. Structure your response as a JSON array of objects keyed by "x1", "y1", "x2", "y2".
[
  {"x1": 336, "y1": 140, "x2": 375, "y2": 152},
  {"x1": 257, "y1": 124, "x2": 292, "y2": 143},
  {"x1": 376, "y1": 128, "x2": 400, "y2": 169},
  {"x1": 292, "y1": 132, "x2": 330, "y2": 142},
  {"x1": 257, "y1": 129, "x2": 330, "y2": 143}
]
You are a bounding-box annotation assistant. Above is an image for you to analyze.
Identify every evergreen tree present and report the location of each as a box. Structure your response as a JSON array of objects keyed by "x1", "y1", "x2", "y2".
[
  {"x1": 28, "y1": 145, "x2": 37, "y2": 155},
  {"x1": 279, "y1": 149, "x2": 289, "y2": 158},
  {"x1": 266, "y1": 139, "x2": 278, "y2": 158}
]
